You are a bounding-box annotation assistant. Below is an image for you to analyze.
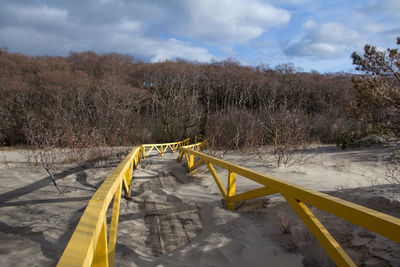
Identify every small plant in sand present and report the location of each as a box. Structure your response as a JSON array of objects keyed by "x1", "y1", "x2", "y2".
[
  {"x1": 385, "y1": 151, "x2": 400, "y2": 184},
  {"x1": 23, "y1": 117, "x2": 63, "y2": 193},
  {"x1": 386, "y1": 165, "x2": 400, "y2": 184},
  {"x1": 277, "y1": 210, "x2": 292, "y2": 235},
  {"x1": 1, "y1": 148, "x2": 9, "y2": 168},
  {"x1": 277, "y1": 211, "x2": 305, "y2": 252},
  {"x1": 22, "y1": 148, "x2": 40, "y2": 166},
  {"x1": 63, "y1": 126, "x2": 113, "y2": 166}
]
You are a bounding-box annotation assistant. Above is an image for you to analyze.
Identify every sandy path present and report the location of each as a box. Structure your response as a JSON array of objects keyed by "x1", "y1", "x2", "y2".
[{"x1": 115, "y1": 154, "x2": 303, "y2": 266}]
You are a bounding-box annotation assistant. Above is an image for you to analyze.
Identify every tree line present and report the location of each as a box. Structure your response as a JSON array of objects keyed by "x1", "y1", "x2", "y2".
[{"x1": 1, "y1": 39, "x2": 397, "y2": 150}]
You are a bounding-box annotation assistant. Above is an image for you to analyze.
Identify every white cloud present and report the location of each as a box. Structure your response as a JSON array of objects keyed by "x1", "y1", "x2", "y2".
[
  {"x1": 174, "y1": 0, "x2": 291, "y2": 43},
  {"x1": 358, "y1": 0, "x2": 400, "y2": 20},
  {"x1": 149, "y1": 38, "x2": 214, "y2": 62},
  {"x1": 270, "y1": 0, "x2": 311, "y2": 5},
  {"x1": 0, "y1": 3, "x2": 215, "y2": 63},
  {"x1": 219, "y1": 45, "x2": 236, "y2": 56},
  {"x1": 117, "y1": 19, "x2": 142, "y2": 33},
  {"x1": 309, "y1": 43, "x2": 345, "y2": 55},
  {"x1": 0, "y1": 0, "x2": 291, "y2": 63},
  {"x1": 99, "y1": 31, "x2": 214, "y2": 62},
  {"x1": 10, "y1": 5, "x2": 68, "y2": 25},
  {"x1": 99, "y1": 0, "x2": 114, "y2": 4},
  {"x1": 311, "y1": 23, "x2": 358, "y2": 44},
  {"x1": 364, "y1": 23, "x2": 387, "y2": 34},
  {"x1": 303, "y1": 19, "x2": 317, "y2": 30},
  {"x1": 284, "y1": 22, "x2": 359, "y2": 58},
  {"x1": 1, "y1": 26, "x2": 75, "y2": 55}
]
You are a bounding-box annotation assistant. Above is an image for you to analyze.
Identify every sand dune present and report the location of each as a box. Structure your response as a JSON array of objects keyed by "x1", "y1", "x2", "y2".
[{"x1": 0, "y1": 143, "x2": 399, "y2": 266}]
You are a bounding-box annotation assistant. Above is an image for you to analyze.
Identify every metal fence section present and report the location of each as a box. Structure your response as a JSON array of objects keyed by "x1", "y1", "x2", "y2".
[
  {"x1": 179, "y1": 145, "x2": 400, "y2": 267},
  {"x1": 57, "y1": 139, "x2": 190, "y2": 267},
  {"x1": 143, "y1": 138, "x2": 190, "y2": 158}
]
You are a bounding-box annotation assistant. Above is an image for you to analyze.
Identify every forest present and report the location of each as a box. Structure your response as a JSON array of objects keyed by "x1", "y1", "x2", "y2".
[{"x1": 0, "y1": 38, "x2": 398, "y2": 151}]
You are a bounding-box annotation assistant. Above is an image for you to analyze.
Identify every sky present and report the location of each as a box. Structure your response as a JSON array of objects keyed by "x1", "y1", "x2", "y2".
[{"x1": 0, "y1": 0, "x2": 399, "y2": 73}]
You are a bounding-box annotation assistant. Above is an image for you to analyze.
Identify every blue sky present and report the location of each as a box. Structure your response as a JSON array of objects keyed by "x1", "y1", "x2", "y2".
[{"x1": 0, "y1": 0, "x2": 399, "y2": 73}]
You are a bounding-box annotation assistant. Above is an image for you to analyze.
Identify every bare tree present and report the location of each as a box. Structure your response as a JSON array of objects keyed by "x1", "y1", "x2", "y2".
[{"x1": 0, "y1": 49, "x2": 361, "y2": 150}]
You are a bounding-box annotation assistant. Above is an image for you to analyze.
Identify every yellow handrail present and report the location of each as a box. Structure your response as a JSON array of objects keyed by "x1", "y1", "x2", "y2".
[
  {"x1": 178, "y1": 140, "x2": 208, "y2": 169},
  {"x1": 57, "y1": 139, "x2": 190, "y2": 267},
  {"x1": 179, "y1": 145, "x2": 400, "y2": 267},
  {"x1": 142, "y1": 138, "x2": 190, "y2": 157}
]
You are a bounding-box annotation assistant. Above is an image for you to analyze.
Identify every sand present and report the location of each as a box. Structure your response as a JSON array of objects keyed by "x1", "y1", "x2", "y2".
[{"x1": 0, "y1": 143, "x2": 399, "y2": 266}]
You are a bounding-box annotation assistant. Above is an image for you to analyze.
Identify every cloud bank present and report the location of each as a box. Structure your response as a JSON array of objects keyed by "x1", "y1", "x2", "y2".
[
  {"x1": 0, "y1": 0, "x2": 290, "y2": 62},
  {"x1": 0, "y1": 0, "x2": 399, "y2": 72}
]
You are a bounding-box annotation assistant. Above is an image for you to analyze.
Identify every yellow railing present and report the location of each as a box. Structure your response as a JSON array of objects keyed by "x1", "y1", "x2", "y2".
[
  {"x1": 143, "y1": 138, "x2": 190, "y2": 158},
  {"x1": 178, "y1": 140, "x2": 208, "y2": 170},
  {"x1": 179, "y1": 145, "x2": 400, "y2": 267},
  {"x1": 58, "y1": 138, "x2": 400, "y2": 267},
  {"x1": 57, "y1": 139, "x2": 190, "y2": 267}
]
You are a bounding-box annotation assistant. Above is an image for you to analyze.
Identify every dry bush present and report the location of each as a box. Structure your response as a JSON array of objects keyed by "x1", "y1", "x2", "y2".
[
  {"x1": 386, "y1": 165, "x2": 400, "y2": 184},
  {"x1": 206, "y1": 108, "x2": 263, "y2": 150},
  {"x1": 262, "y1": 109, "x2": 310, "y2": 167},
  {"x1": 63, "y1": 126, "x2": 107, "y2": 164},
  {"x1": 0, "y1": 148, "x2": 9, "y2": 168},
  {"x1": 386, "y1": 150, "x2": 400, "y2": 184},
  {"x1": 23, "y1": 116, "x2": 64, "y2": 193}
]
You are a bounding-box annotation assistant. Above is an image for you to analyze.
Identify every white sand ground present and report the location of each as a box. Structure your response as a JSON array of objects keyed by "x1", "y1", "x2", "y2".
[
  {"x1": 203, "y1": 143, "x2": 399, "y2": 193},
  {"x1": 0, "y1": 143, "x2": 399, "y2": 266}
]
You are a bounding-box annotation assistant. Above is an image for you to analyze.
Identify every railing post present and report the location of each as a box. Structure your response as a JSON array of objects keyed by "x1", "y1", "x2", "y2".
[
  {"x1": 124, "y1": 162, "x2": 133, "y2": 198},
  {"x1": 226, "y1": 170, "x2": 236, "y2": 210},
  {"x1": 178, "y1": 150, "x2": 183, "y2": 162},
  {"x1": 142, "y1": 146, "x2": 146, "y2": 159},
  {"x1": 92, "y1": 217, "x2": 109, "y2": 267},
  {"x1": 108, "y1": 182, "x2": 122, "y2": 266},
  {"x1": 140, "y1": 146, "x2": 144, "y2": 161},
  {"x1": 189, "y1": 154, "x2": 194, "y2": 170}
]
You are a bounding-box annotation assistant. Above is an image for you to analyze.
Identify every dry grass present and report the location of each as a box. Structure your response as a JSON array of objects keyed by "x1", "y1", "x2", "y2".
[{"x1": 277, "y1": 211, "x2": 292, "y2": 235}]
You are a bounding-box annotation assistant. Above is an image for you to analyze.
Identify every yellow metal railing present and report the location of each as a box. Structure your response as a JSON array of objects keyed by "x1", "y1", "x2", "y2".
[
  {"x1": 57, "y1": 139, "x2": 190, "y2": 267},
  {"x1": 178, "y1": 140, "x2": 208, "y2": 170},
  {"x1": 179, "y1": 145, "x2": 400, "y2": 267},
  {"x1": 143, "y1": 138, "x2": 190, "y2": 158}
]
